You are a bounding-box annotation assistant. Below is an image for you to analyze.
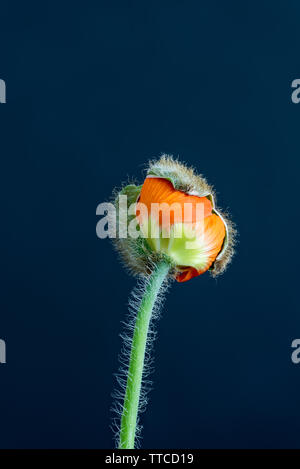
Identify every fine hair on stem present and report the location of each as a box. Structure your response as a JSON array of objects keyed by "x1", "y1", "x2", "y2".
[{"x1": 111, "y1": 260, "x2": 172, "y2": 448}]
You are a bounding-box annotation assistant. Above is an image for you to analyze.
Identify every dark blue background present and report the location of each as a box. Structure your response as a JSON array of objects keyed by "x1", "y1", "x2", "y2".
[{"x1": 1, "y1": 0, "x2": 300, "y2": 449}]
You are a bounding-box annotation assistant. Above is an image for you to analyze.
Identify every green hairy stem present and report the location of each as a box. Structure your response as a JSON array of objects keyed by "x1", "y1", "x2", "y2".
[{"x1": 119, "y1": 260, "x2": 171, "y2": 449}]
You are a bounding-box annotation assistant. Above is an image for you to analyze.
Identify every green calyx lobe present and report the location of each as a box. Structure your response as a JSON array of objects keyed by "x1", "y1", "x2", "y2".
[
  {"x1": 115, "y1": 183, "x2": 142, "y2": 225},
  {"x1": 117, "y1": 183, "x2": 142, "y2": 206}
]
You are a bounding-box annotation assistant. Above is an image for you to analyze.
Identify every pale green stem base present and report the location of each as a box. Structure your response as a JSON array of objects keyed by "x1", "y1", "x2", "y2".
[{"x1": 119, "y1": 260, "x2": 171, "y2": 449}]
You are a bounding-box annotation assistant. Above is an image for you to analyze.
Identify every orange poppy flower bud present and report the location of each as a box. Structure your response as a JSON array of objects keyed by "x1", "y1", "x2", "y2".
[{"x1": 113, "y1": 155, "x2": 235, "y2": 282}]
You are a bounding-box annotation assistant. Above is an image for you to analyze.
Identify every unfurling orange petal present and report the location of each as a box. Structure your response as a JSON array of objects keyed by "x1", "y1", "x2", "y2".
[
  {"x1": 137, "y1": 176, "x2": 226, "y2": 283},
  {"x1": 138, "y1": 177, "x2": 212, "y2": 225},
  {"x1": 176, "y1": 214, "x2": 226, "y2": 282}
]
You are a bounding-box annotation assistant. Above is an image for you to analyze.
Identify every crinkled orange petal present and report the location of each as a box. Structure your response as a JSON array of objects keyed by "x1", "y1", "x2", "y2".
[
  {"x1": 138, "y1": 177, "x2": 212, "y2": 225},
  {"x1": 138, "y1": 177, "x2": 226, "y2": 283},
  {"x1": 176, "y1": 267, "x2": 199, "y2": 282}
]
